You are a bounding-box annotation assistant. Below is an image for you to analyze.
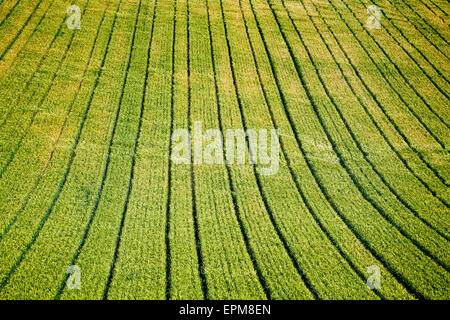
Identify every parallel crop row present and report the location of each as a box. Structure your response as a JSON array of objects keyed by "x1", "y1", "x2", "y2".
[{"x1": 0, "y1": 0, "x2": 447, "y2": 299}]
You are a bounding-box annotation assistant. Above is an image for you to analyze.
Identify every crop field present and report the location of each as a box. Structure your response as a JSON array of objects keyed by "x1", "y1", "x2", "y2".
[{"x1": 0, "y1": 0, "x2": 448, "y2": 300}]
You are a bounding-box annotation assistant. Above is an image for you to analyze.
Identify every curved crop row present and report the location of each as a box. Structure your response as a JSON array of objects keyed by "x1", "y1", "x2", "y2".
[
  {"x1": 248, "y1": 0, "x2": 449, "y2": 299},
  {"x1": 0, "y1": 0, "x2": 125, "y2": 298}
]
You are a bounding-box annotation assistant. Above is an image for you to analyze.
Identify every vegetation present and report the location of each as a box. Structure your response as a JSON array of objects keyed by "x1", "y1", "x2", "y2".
[{"x1": 0, "y1": 0, "x2": 448, "y2": 299}]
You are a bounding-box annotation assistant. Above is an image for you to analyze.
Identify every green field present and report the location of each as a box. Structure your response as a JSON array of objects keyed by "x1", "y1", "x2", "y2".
[{"x1": 0, "y1": 0, "x2": 448, "y2": 300}]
